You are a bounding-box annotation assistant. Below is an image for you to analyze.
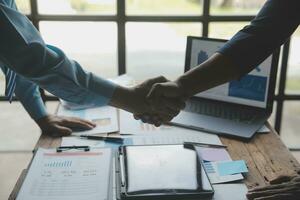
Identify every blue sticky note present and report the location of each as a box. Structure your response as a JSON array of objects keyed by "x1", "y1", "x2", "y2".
[{"x1": 217, "y1": 160, "x2": 248, "y2": 176}]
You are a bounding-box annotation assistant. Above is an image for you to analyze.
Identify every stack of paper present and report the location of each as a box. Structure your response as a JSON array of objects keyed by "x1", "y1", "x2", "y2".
[{"x1": 57, "y1": 105, "x2": 119, "y2": 135}]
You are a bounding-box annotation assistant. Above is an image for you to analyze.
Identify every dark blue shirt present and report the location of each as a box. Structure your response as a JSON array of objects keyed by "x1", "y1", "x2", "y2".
[{"x1": 218, "y1": 0, "x2": 300, "y2": 74}]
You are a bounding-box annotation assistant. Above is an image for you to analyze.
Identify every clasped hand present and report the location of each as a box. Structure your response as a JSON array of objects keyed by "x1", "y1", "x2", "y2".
[{"x1": 130, "y1": 76, "x2": 187, "y2": 126}]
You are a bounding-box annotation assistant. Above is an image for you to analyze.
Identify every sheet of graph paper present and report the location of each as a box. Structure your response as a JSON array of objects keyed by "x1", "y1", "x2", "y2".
[{"x1": 16, "y1": 148, "x2": 113, "y2": 200}]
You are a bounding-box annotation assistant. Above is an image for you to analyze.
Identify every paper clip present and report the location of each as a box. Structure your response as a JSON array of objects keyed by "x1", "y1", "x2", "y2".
[{"x1": 56, "y1": 146, "x2": 90, "y2": 153}]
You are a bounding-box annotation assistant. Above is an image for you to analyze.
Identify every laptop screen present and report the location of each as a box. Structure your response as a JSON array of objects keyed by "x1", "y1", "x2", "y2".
[{"x1": 187, "y1": 37, "x2": 273, "y2": 109}]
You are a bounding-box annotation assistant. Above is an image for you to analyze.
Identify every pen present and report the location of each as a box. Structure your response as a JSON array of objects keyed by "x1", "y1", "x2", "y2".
[
  {"x1": 80, "y1": 135, "x2": 124, "y2": 143},
  {"x1": 184, "y1": 142, "x2": 227, "y2": 148}
]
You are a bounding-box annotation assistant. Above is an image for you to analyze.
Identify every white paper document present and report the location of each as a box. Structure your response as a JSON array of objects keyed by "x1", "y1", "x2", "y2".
[
  {"x1": 57, "y1": 105, "x2": 119, "y2": 135},
  {"x1": 130, "y1": 132, "x2": 222, "y2": 146},
  {"x1": 17, "y1": 148, "x2": 113, "y2": 200},
  {"x1": 257, "y1": 125, "x2": 270, "y2": 133},
  {"x1": 213, "y1": 183, "x2": 248, "y2": 200},
  {"x1": 119, "y1": 110, "x2": 222, "y2": 145}
]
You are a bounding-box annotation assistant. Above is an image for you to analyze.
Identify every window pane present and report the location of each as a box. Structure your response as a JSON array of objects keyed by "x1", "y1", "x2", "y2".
[
  {"x1": 209, "y1": 22, "x2": 248, "y2": 40},
  {"x1": 0, "y1": 73, "x2": 4, "y2": 96},
  {"x1": 40, "y1": 22, "x2": 118, "y2": 79},
  {"x1": 15, "y1": 0, "x2": 31, "y2": 14},
  {"x1": 210, "y1": 0, "x2": 267, "y2": 15},
  {"x1": 37, "y1": 0, "x2": 116, "y2": 15},
  {"x1": 268, "y1": 101, "x2": 276, "y2": 127},
  {"x1": 126, "y1": 0, "x2": 203, "y2": 16},
  {"x1": 281, "y1": 102, "x2": 300, "y2": 149},
  {"x1": 274, "y1": 46, "x2": 284, "y2": 95},
  {"x1": 286, "y1": 28, "x2": 300, "y2": 94},
  {"x1": 126, "y1": 22, "x2": 202, "y2": 82}
]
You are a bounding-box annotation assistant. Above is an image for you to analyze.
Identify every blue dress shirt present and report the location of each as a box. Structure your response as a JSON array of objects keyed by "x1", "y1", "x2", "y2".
[
  {"x1": 218, "y1": 0, "x2": 299, "y2": 75},
  {"x1": 0, "y1": 63, "x2": 47, "y2": 120},
  {"x1": 0, "y1": 0, "x2": 117, "y2": 121}
]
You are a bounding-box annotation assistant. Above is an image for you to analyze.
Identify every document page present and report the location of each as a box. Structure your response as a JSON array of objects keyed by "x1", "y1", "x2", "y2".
[
  {"x1": 57, "y1": 105, "x2": 119, "y2": 135},
  {"x1": 17, "y1": 148, "x2": 113, "y2": 200},
  {"x1": 119, "y1": 110, "x2": 222, "y2": 146}
]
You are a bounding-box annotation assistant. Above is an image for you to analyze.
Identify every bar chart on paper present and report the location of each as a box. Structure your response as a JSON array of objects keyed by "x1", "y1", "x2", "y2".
[
  {"x1": 17, "y1": 148, "x2": 113, "y2": 200},
  {"x1": 44, "y1": 160, "x2": 73, "y2": 168}
]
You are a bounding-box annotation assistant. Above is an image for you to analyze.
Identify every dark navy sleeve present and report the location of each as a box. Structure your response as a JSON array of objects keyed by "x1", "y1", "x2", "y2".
[{"x1": 218, "y1": 0, "x2": 300, "y2": 75}]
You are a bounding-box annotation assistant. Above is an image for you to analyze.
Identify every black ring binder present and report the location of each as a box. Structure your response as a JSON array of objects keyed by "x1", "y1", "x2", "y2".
[{"x1": 56, "y1": 145, "x2": 90, "y2": 152}]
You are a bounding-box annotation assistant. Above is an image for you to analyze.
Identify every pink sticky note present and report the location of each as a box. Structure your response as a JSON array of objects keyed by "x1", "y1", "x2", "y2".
[{"x1": 199, "y1": 148, "x2": 231, "y2": 162}]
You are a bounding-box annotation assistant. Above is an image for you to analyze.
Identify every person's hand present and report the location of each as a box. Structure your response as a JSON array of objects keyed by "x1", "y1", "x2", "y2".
[
  {"x1": 36, "y1": 114, "x2": 96, "y2": 137},
  {"x1": 137, "y1": 80, "x2": 187, "y2": 125},
  {"x1": 110, "y1": 76, "x2": 185, "y2": 125},
  {"x1": 246, "y1": 170, "x2": 300, "y2": 200},
  {"x1": 128, "y1": 76, "x2": 183, "y2": 124}
]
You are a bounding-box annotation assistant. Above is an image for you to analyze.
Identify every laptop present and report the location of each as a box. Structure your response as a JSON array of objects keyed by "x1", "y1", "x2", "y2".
[{"x1": 171, "y1": 36, "x2": 279, "y2": 140}]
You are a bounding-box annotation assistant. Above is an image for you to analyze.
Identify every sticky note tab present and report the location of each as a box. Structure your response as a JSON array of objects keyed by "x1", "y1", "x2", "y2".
[
  {"x1": 198, "y1": 147, "x2": 231, "y2": 162},
  {"x1": 217, "y1": 160, "x2": 248, "y2": 176}
]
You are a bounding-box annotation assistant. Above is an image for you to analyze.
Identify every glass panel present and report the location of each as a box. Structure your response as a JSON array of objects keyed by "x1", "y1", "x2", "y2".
[
  {"x1": 268, "y1": 101, "x2": 276, "y2": 127},
  {"x1": 0, "y1": 73, "x2": 4, "y2": 96},
  {"x1": 286, "y1": 28, "x2": 300, "y2": 94},
  {"x1": 37, "y1": 0, "x2": 116, "y2": 15},
  {"x1": 15, "y1": 0, "x2": 31, "y2": 14},
  {"x1": 126, "y1": 0, "x2": 203, "y2": 16},
  {"x1": 274, "y1": 46, "x2": 283, "y2": 95},
  {"x1": 210, "y1": 0, "x2": 267, "y2": 15},
  {"x1": 281, "y1": 102, "x2": 300, "y2": 149},
  {"x1": 40, "y1": 22, "x2": 118, "y2": 79},
  {"x1": 126, "y1": 22, "x2": 202, "y2": 82},
  {"x1": 209, "y1": 22, "x2": 248, "y2": 40}
]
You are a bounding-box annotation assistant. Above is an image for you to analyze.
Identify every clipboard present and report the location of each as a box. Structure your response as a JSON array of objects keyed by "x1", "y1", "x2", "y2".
[
  {"x1": 116, "y1": 144, "x2": 214, "y2": 200},
  {"x1": 16, "y1": 146, "x2": 113, "y2": 200}
]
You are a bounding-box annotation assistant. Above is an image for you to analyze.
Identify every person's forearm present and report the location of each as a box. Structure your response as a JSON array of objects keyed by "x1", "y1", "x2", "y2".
[
  {"x1": 0, "y1": 4, "x2": 116, "y2": 107},
  {"x1": 109, "y1": 85, "x2": 146, "y2": 114},
  {"x1": 14, "y1": 75, "x2": 48, "y2": 121},
  {"x1": 109, "y1": 85, "x2": 133, "y2": 112},
  {"x1": 176, "y1": 53, "x2": 246, "y2": 97}
]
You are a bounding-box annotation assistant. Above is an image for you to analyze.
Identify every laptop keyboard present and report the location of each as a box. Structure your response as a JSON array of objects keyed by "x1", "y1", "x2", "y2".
[{"x1": 184, "y1": 100, "x2": 257, "y2": 123}]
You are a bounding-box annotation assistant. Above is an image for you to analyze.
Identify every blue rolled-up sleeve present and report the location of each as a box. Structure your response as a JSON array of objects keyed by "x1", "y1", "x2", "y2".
[
  {"x1": 218, "y1": 0, "x2": 299, "y2": 75},
  {"x1": 14, "y1": 74, "x2": 48, "y2": 120},
  {"x1": 0, "y1": 2, "x2": 117, "y2": 107}
]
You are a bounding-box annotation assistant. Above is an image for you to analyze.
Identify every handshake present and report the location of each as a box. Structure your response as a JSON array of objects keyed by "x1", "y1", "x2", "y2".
[{"x1": 111, "y1": 76, "x2": 189, "y2": 126}]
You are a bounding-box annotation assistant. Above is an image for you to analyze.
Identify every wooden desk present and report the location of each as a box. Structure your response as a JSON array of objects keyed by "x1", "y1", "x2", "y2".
[{"x1": 9, "y1": 123, "x2": 300, "y2": 200}]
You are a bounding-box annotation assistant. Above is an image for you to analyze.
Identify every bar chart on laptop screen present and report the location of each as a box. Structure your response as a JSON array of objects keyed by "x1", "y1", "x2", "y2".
[{"x1": 191, "y1": 39, "x2": 272, "y2": 108}]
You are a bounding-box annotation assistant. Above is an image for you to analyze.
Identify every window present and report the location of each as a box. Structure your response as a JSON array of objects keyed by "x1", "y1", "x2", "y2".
[
  {"x1": 1, "y1": 0, "x2": 299, "y2": 149},
  {"x1": 15, "y1": 0, "x2": 31, "y2": 14},
  {"x1": 126, "y1": 0, "x2": 203, "y2": 16},
  {"x1": 286, "y1": 28, "x2": 300, "y2": 94},
  {"x1": 40, "y1": 21, "x2": 118, "y2": 78},
  {"x1": 37, "y1": 0, "x2": 116, "y2": 15},
  {"x1": 209, "y1": 22, "x2": 248, "y2": 40},
  {"x1": 126, "y1": 22, "x2": 202, "y2": 81},
  {"x1": 210, "y1": 0, "x2": 266, "y2": 15}
]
